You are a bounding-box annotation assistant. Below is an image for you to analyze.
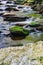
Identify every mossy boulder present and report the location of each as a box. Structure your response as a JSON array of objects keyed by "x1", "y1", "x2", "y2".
[{"x1": 9, "y1": 26, "x2": 29, "y2": 40}]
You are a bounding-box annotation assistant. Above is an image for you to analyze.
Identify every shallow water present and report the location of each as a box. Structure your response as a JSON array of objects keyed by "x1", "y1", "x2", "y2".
[
  {"x1": 0, "y1": 3, "x2": 43, "y2": 48},
  {"x1": 0, "y1": 16, "x2": 43, "y2": 48}
]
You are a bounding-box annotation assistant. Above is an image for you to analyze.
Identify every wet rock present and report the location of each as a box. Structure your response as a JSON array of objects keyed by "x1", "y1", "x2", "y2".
[
  {"x1": 35, "y1": 4, "x2": 41, "y2": 11},
  {"x1": 39, "y1": 8, "x2": 43, "y2": 14},
  {"x1": 3, "y1": 12, "x2": 16, "y2": 17},
  {"x1": 5, "y1": 7, "x2": 12, "y2": 11},
  {"x1": 5, "y1": 7, "x2": 19, "y2": 11},
  {"x1": 32, "y1": 4, "x2": 43, "y2": 14},
  {"x1": 38, "y1": 5, "x2": 43, "y2": 14},
  {"x1": 27, "y1": 13, "x2": 41, "y2": 18},
  {"x1": 36, "y1": 26, "x2": 43, "y2": 31},
  {"x1": 28, "y1": 21, "x2": 41, "y2": 27},
  {"x1": 9, "y1": 26, "x2": 29, "y2": 40},
  {"x1": 29, "y1": 24, "x2": 41, "y2": 27},
  {"x1": 13, "y1": 8, "x2": 19, "y2": 11},
  {"x1": 15, "y1": 24, "x2": 26, "y2": 27},
  {"x1": 23, "y1": 24, "x2": 43, "y2": 32},
  {"x1": 4, "y1": 16, "x2": 27, "y2": 22},
  {"x1": 23, "y1": 25, "x2": 36, "y2": 33}
]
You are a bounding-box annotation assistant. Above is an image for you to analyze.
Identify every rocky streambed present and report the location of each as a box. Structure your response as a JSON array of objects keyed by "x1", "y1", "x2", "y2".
[
  {"x1": 0, "y1": 0, "x2": 43, "y2": 65},
  {"x1": 0, "y1": 14, "x2": 43, "y2": 48},
  {"x1": 0, "y1": 0, "x2": 43, "y2": 48},
  {"x1": 0, "y1": 41, "x2": 43, "y2": 65}
]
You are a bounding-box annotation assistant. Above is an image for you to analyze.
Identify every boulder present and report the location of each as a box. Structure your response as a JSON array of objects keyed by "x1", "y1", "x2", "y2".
[{"x1": 9, "y1": 26, "x2": 29, "y2": 40}]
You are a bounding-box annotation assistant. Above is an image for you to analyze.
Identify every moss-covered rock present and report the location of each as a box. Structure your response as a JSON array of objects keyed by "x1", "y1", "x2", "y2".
[
  {"x1": 29, "y1": 21, "x2": 40, "y2": 27},
  {"x1": 26, "y1": 13, "x2": 41, "y2": 18},
  {"x1": 29, "y1": 21, "x2": 43, "y2": 31},
  {"x1": 9, "y1": 26, "x2": 29, "y2": 40},
  {"x1": 9, "y1": 26, "x2": 29, "y2": 35},
  {"x1": 16, "y1": 0, "x2": 27, "y2": 4},
  {"x1": 15, "y1": 0, "x2": 35, "y2": 5},
  {"x1": 30, "y1": 21, "x2": 38, "y2": 25}
]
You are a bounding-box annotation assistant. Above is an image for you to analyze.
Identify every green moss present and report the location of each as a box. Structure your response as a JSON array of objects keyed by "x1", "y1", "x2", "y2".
[
  {"x1": 27, "y1": 0, "x2": 34, "y2": 2},
  {"x1": 16, "y1": 0, "x2": 35, "y2": 4},
  {"x1": 0, "y1": 62, "x2": 11, "y2": 65},
  {"x1": 39, "y1": 18, "x2": 43, "y2": 24},
  {"x1": 9, "y1": 26, "x2": 23, "y2": 32},
  {"x1": 25, "y1": 35, "x2": 38, "y2": 42},
  {"x1": 23, "y1": 29, "x2": 29, "y2": 35},
  {"x1": 40, "y1": 16, "x2": 43, "y2": 19},
  {"x1": 26, "y1": 14, "x2": 41, "y2": 18},
  {"x1": 9, "y1": 26, "x2": 29, "y2": 35},
  {"x1": 30, "y1": 21, "x2": 39, "y2": 25},
  {"x1": 40, "y1": 57, "x2": 43, "y2": 62},
  {"x1": 25, "y1": 32, "x2": 43, "y2": 42},
  {"x1": 37, "y1": 56, "x2": 43, "y2": 63},
  {"x1": 40, "y1": 33, "x2": 43, "y2": 41},
  {"x1": 16, "y1": 0, "x2": 27, "y2": 4}
]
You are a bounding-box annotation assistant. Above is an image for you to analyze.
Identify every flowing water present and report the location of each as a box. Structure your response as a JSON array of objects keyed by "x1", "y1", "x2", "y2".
[
  {"x1": 0, "y1": 16, "x2": 43, "y2": 48},
  {"x1": 0, "y1": 4, "x2": 43, "y2": 48}
]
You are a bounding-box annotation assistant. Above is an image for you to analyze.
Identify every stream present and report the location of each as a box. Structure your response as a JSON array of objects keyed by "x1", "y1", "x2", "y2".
[
  {"x1": 0, "y1": 2, "x2": 43, "y2": 48},
  {"x1": 0, "y1": 16, "x2": 43, "y2": 48}
]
